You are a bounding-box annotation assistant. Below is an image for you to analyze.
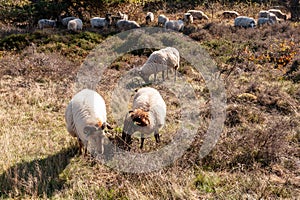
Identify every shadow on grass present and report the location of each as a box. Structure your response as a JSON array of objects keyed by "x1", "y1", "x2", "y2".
[{"x1": 0, "y1": 146, "x2": 78, "y2": 198}]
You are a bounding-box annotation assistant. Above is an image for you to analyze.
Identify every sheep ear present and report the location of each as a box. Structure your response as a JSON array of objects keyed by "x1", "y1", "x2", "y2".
[{"x1": 83, "y1": 125, "x2": 97, "y2": 136}]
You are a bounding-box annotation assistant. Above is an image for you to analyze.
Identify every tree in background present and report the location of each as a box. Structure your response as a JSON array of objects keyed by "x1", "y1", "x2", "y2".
[{"x1": 289, "y1": 0, "x2": 300, "y2": 21}]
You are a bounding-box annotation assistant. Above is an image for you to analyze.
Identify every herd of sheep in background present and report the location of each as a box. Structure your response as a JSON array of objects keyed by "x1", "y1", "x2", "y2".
[{"x1": 37, "y1": 8, "x2": 288, "y2": 32}]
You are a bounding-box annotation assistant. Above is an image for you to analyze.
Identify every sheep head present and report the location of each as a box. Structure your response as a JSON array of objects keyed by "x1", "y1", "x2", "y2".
[{"x1": 129, "y1": 109, "x2": 150, "y2": 127}]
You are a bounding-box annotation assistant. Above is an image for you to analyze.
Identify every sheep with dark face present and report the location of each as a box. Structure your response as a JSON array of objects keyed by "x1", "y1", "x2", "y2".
[
  {"x1": 146, "y1": 12, "x2": 154, "y2": 24},
  {"x1": 65, "y1": 89, "x2": 111, "y2": 156},
  {"x1": 184, "y1": 13, "x2": 193, "y2": 24},
  {"x1": 122, "y1": 87, "x2": 166, "y2": 150},
  {"x1": 90, "y1": 14, "x2": 112, "y2": 28}
]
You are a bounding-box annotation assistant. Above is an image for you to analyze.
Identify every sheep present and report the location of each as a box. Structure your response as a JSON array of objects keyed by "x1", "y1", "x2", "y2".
[
  {"x1": 257, "y1": 12, "x2": 280, "y2": 26},
  {"x1": 184, "y1": 13, "x2": 193, "y2": 24},
  {"x1": 116, "y1": 19, "x2": 140, "y2": 31},
  {"x1": 234, "y1": 16, "x2": 256, "y2": 28},
  {"x1": 61, "y1": 16, "x2": 76, "y2": 27},
  {"x1": 222, "y1": 11, "x2": 240, "y2": 19},
  {"x1": 118, "y1": 11, "x2": 128, "y2": 20},
  {"x1": 164, "y1": 20, "x2": 184, "y2": 32},
  {"x1": 187, "y1": 10, "x2": 209, "y2": 20},
  {"x1": 90, "y1": 14, "x2": 112, "y2": 28},
  {"x1": 258, "y1": 10, "x2": 270, "y2": 18},
  {"x1": 67, "y1": 18, "x2": 83, "y2": 31},
  {"x1": 136, "y1": 47, "x2": 180, "y2": 83},
  {"x1": 65, "y1": 89, "x2": 111, "y2": 156},
  {"x1": 38, "y1": 19, "x2": 56, "y2": 29},
  {"x1": 268, "y1": 9, "x2": 287, "y2": 20},
  {"x1": 157, "y1": 14, "x2": 169, "y2": 26},
  {"x1": 146, "y1": 12, "x2": 154, "y2": 24},
  {"x1": 122, "y1": 87, "x2": 166, "y2": 150}
]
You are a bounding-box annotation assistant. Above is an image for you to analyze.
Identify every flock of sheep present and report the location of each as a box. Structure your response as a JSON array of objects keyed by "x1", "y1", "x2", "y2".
[
  {"x1": 65, "y1": 47, "x2": 180, "y2": 156},
  {"x1": 37, "y1": 8, "x2": 288, "y2": 32}
]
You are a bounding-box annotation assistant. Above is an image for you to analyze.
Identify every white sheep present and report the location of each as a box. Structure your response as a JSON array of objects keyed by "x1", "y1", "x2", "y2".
[
  {"x1": 268, "y1": 9, "x2": 287, "y2": 20},
  {"x1": 67, "y1": 18, "x2": 83, "y2": 31},
  {"x1": 222, "y1": 11, "x2": 240, "y2": 18},
  {"x1": 184, "y1": 13, "x2": 193, "y2": 24},
  {"x1": 61, "y1": 16, "x2": 76, "y2": 26},
  {"x1": 38, "y1": 19, "x2": 56, "y2": 29},
  {"x1": 116, "y1": 19, "x2": 140, "y2": 31},
  {"x1": 136, "y1": 47, "x2": 180, "y2": 83},
  {"x1": 157, "y1": 14, "x2": 169, "y2": 26},
  {"x1": 90, "y1": 14, "x2": 112, "y2": 28},
  {"x1": 187, "y1": 10, "x2": 209, "y2": 20},
  {"x1": 65, "y1": 89, "x2": 111, "y2": 156},
  {"x1": 146, "y1": 12, "x2": 154, "y2": 24},
  {"x1": 257, "y1": 12, "x2": 279, "y2": 26},
  {"x1": 234, "y1": 16, "x2": 256, "y2": 28},
  {"x1": 164, "y1": 20, "x2": 184, "y2": 32},
  {"x1": 118, "y1": 11, "x2": 128, "y2": 20},
  {"x1": 122, "y1": 87, "x2": 166, "y2": 150}
]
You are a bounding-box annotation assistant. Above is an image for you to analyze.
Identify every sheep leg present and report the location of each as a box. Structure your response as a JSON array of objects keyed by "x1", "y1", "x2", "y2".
[
  {"x1": 77, "y1": 138, "x2": 83, "y2": 155},
  {"x1": 154, "y1": 131, "x2": 160, "y2": 143},
  {"x1": 162, "y1": 70, "x2": 165, "y2": 81},
  {"x1": 140, "y1": 134, "x2": 145, "y2": 149}
]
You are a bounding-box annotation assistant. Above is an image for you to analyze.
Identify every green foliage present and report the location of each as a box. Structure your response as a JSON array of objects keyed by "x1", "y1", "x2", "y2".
[{"x1": 194, "y1": 172, "x2": 220, "y2": 193}]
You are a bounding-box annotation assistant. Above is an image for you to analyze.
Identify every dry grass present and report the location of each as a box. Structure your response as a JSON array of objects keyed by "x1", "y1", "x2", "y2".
[{"x1": 0, "y1": 1, "x2": 299, "y2": 199}]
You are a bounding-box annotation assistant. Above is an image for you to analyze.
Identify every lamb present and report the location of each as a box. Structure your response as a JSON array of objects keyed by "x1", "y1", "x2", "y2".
[
  {"x1": 61, "y1": 16, "x2": 76, "y2": 26},
  {"x1": 164, "y1": 20, "x2": 184, "y2": 32},
  {"x1": 116, "y1": 19, "x2": 140, "y2": 31},
  {"x1": 136, "y1": 47, "x2": 180, "y2": 83},
  {"x1": 65, "y1": 89, "x2": 111, "y2": 156},
  {"x1": 90, "y1": 14, "x2": 112, "y2": 28},
  {"x1": 122, "y1": 87, "x2": 166, "y2": 150},
  {"x1": 118, "y1": 11, "x2": 128, "y2": 20},
  {"x1": 234, "y1": 16, "x2": 256, "y2": 28},
  {"x1": 146, "y1": 12, "x2": 154, "y2": 24},
  {"x1": 187, "y1": 10, "x2": 209, "y2": 20},
  {"x1": 38, "y1": 19, "x2": 56, "y2": 29},
  {"x1": 67, "y1": 18, "x2": 83, "y2": 31},
  {"x1": 268, "y1": 9, "x2": 287, "y2": 20},
  {"x1": 184, "y1": 13, "x2": 193, "y2": 24},
  {"x1": 157, "y1": 14, "x2": 169, "y2": 26},
  {"x1": 222, "y1": 11, "x2": 240, "y2": 18}
]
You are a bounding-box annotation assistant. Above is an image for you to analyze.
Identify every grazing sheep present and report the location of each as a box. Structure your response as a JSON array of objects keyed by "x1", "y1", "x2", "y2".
[
  {"x1": 234, "y1": 16, "x2": 256, "y2": 28},
  {"x1": 118, "y1": 11, "x2": 128, "y2": 20},
  {"x1": 157, "y1": 14, "x2": 169, "y2": 26},
  {"x1": 61, "y1": 16, "x2": 76, "y2": 26},
  {"x1": 187, "y1": 10, "x2": 209, "y2": 20},
  {"x1": 38, "y1": 19, "x2": 56, "y2": 29},
  {"x1": 116, "y1": 19, "x2": 140, "y2": 31},
  {"x1": 90, "y1": 14, "x2": 112, "y2": 28},
  {"x1": 136, "y1": 47, "x2": 180, "y2": 83},
  {"x1": 67, "y1": 18, "x2": 83, "y2": 31},
  {"x1": 122, "y1": 87, "x2": 166, "y2": 150},
  {"x1": 65, "y1": 89, "x2": 111, "y2": 156},
  {"x1": 268, "y1": 9, "x2": 287, "y2": 20},
  {"x1": 146, "y1": 12, "x2": 154, "y2": 24},
  {"x1": 184, "y1": 13, "x2": 193, "y2": 24},
  {"x1": 222, "y1": 11, "x2": 240, "y2": 18},
  {"x1": 164, "y1": 20, "x2": 184, "y2": 32}
]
